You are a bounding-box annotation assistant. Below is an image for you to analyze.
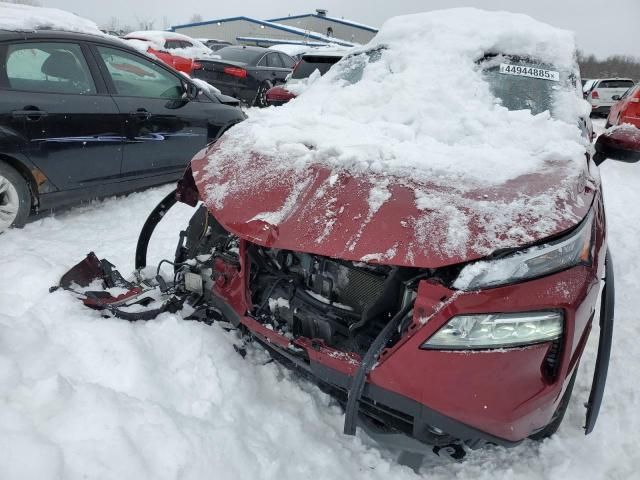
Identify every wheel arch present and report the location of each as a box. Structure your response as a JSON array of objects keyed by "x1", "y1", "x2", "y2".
[{"x1": 0, "y1": 153, "x2": 39, "y2": 210}]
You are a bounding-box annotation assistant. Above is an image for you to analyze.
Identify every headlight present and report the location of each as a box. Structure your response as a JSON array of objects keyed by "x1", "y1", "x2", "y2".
[
  {"x1": 453, "y1": 210, "x2": 594, "y2": 291},
  {"x1": 421, "y1": 311, "x2": 563, "y2": 350}
]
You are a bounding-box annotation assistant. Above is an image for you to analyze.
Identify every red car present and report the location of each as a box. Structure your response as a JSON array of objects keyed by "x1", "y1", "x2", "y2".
[
  {"x1": 59, "y1": 10, "x2": 640, "y2": 462},
  {"x1": 606, "y1": 83, "x2": 640, "y2": 129},
  {"x1": 266, "y1": 50, "x2": 345, "y2": 106},
  {"x1": 123, "y1": 31, "x2": 213, "y2": 75}
]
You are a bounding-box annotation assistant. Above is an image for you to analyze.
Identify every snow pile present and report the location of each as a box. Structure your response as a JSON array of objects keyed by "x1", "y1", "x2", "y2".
[
  {"x1": 124, "y1": 31, "x2": 214, "y2": 59},
  {"x1": 199, "y1": 8, "x2": 591, "y2": 259},
  {"x1": 284, "y1": 68, "x2": 322, "y2": 95},
  {"x1": 0, "y1": 1, "x2": 102, "y2": 35}
]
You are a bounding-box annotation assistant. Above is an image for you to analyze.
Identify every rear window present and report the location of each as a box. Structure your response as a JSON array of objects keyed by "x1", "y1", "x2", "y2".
[
  {"x1": 164, "y1": 40, "x2": 192, "y2": 49},
  {"x1": 215, "y1": 47, "x2": 263, "y2": 64},
  {"x1": 292, "y1": 55, "x2": 342, "y2": 79},
  {"x1": 598, "y1": 80, "x2": 634, "y2": 89}
]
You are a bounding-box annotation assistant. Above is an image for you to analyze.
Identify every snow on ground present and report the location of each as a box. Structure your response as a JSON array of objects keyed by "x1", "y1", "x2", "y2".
[{"x1": 1, "y1": 119, "x2": 640, "y2": 479}]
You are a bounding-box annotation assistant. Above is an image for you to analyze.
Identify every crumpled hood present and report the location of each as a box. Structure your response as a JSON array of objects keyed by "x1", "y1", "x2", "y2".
[{"x1": 191, "y1": 142, "x2": 595, "y2": 268}]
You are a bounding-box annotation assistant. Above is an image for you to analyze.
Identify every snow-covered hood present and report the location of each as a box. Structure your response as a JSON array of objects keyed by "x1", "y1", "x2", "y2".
[
  {"x1": 191, "y1": 145, "x2": 593, "y2": 268},
  {"x1": 191, "y1": 8, "x2": 595, "y2": 268}
]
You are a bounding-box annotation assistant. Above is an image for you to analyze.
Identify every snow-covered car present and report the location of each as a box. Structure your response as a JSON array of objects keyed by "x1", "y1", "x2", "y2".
[
  {"x1": 266, "y1": 50, "x2": 345, "y2": 106},
  {"x1": 123, "y1": 31, "x2": 214, "y2": 75},
  {"x1": 59, "y1": 8, "x2": 640, "y2": 460},
  {"x1": 585, "y1": 78, "x2": 635, "y2": 116}
]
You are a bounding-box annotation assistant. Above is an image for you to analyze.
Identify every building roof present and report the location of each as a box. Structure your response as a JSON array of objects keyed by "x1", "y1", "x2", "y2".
[
  {"x1": 237, "y1": 37, "x2": 337, "y2": 47},
  {"x1": 170, "y1": 16, "x2": 355, "y2": 47},
  {"x1": 266, "y1": 13, "x2": 378, "y2": 33}
]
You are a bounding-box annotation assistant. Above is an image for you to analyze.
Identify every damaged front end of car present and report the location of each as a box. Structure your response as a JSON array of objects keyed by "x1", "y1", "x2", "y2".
[{"x1": 55, "y1": 166, "x2": 614, "y2": 463}]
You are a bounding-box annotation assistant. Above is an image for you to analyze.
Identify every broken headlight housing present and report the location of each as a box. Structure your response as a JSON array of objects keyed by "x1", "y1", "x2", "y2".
[
  {"x1": 453, "y1": 210, "x2": 594, "y2": 291},
  {"x1": 421, "y1": 311, "x2": 563, "y2": 349}
]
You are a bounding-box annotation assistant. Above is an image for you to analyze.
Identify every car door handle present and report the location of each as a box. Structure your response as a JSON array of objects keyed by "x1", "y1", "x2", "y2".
[
  {"x1": 129, "y1": 109, "x2": 151, "y2": 120},
  {"x1": 12, "y1": 107, "x2": 47, "y2": 121}
]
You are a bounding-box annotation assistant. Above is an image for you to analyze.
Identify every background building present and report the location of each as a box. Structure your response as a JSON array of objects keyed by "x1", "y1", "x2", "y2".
[
  {"x1": 171, "y1": 9, "x2": 378, "y2": 47},
  {"x1": 268, "y1": 9, "x2": 378, "y2": 45}
]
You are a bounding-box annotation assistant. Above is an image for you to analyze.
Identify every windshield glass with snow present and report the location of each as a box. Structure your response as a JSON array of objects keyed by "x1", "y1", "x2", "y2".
[{"x1": 481, "y1": 55, "x2": 577, "y2": 118}]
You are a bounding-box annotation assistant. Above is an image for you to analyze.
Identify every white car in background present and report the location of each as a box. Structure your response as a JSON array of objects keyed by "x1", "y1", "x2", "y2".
[{"x1": 586, "y1": 77, "x2": 635, "y2": 116}]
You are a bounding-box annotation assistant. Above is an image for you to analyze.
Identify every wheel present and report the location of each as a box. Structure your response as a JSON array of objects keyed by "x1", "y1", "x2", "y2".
[
  {"x1": 0, "y1": 162, "x2": 31, "y2": 231},
  {"x1": 253, "y1": 80, "x2": 273, "y2": 108},
  {"x1": 529, "y1": 367, "x2": 578, "y2": 440}
]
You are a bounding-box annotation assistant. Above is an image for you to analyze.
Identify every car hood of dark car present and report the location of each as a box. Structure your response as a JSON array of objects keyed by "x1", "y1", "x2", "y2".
[{"x1": 190, "y1": 141, "x2": 596, "y2": 269}]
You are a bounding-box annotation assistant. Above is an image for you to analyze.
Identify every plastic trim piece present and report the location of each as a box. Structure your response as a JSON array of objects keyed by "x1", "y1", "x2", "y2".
[
  {"x1": 135, "y1": 189, "x2": 178, "y2": 270},
  {"x1": 584, "y1": 248, "x2": 614, "y2": 434}
]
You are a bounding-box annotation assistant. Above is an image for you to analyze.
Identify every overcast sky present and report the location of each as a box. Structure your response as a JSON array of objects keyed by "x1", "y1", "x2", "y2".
[{"x1": 44, "y1": 0, "x2": 638, "y2": 59}]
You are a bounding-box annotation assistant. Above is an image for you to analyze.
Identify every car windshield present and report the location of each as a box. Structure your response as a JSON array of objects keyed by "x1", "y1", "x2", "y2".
[
  {"x1": 291, "y1": 55, "x2": 342, "y2": 79},
  {"x1": 215, "y1": 47, "x2": 263, "y2": 64},
  {"x1": 480, "y1": 55, "x2": 578, "y2": 118}
]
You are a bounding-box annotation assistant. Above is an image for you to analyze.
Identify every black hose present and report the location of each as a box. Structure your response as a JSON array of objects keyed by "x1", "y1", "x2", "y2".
[
  {"x1": 343, "y1": 301, "x2": 415, "y2": 435},
  {"x1": 135, "y1": 189, "x2": 178, "y2": 270}
]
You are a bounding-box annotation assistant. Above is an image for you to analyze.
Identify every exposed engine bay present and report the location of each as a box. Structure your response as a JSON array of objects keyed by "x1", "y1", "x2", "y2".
[{"x1": 59, "y1": 204, "x2": 430, "y2": 357}]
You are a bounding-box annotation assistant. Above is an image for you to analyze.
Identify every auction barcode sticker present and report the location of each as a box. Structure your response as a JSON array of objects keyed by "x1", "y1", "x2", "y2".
[{"x1": 499, "y1": 63, "x2": 560, "y2": 82}]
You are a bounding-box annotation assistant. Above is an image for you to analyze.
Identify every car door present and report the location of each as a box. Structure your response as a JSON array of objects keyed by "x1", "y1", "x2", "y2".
[
  {"x1": 0, "y1": 40, "x2": 123, "y2": 190},
  {"x1": 92, "y1": 45, "x2": 208, "y2": 178}
]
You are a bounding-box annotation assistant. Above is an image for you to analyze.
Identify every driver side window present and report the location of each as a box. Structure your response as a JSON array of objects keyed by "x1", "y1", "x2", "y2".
[{"x1": 97, "y1": 46, "x2": 183, "y2": 99}]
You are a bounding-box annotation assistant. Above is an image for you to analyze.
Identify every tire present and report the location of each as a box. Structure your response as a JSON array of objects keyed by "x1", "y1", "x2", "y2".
[
  {"x1": 529, "y1": 367, "x2": 578, "y2": 440},
  {"x1": 253, "y1": 80, "x2": 273, "y2": 108},
  {"x1": 0, "y1": 162, "x2": 31, "y2": 231}
]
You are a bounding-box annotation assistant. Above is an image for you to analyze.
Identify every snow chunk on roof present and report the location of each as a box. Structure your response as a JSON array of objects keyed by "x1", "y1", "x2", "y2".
[{"x1": 0, "y1": 1, "x2": 102, "y2": 35}]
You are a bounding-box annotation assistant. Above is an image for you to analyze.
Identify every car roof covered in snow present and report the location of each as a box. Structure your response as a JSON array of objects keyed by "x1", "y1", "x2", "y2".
[
  {"x1": 0, "y1": 28, "x2": 120, "y2": 45},
  {"x1": 0, "y1": 1, "x2": 103, "y2": 35},
  {"x1": 193, "y1": 8, "x2": 592, "y2": 267}
]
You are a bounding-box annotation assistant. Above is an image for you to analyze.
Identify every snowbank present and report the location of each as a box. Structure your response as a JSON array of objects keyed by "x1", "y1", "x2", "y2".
[{"x1": 0, "y1": 1, "x2": 102, "y2": 35}]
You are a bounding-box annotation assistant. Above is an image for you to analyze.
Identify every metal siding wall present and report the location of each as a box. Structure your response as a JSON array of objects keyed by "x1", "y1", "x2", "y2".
[
  {"x1": 174, "y1": 20, "x2": 322, "y2": 44},
  {"x1": 275, "y1": 17, "x2": 377, "y2": 44}
]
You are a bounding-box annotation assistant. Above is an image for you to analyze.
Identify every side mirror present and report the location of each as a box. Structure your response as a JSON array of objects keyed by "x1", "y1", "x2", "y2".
[
  {"x1": 612, "y1": 94, "x2": 621, "y2": 101},
  {"x1": 185, "y1": 82, "x2": 199, "y2": 100},
  {"x1": 594, "y1": 125, "x2": 640, "y2": 165}
]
